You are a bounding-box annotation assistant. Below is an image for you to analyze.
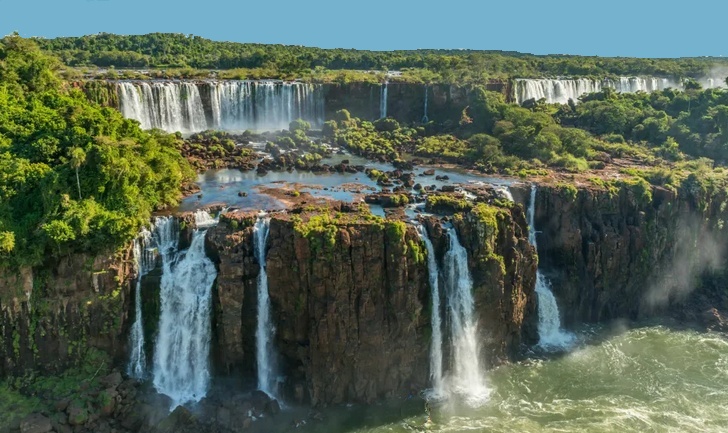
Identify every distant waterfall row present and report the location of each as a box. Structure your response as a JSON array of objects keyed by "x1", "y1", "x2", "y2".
[
  {"x1": 117, "y1": 81, "x2": 325, "y2": 133},
  {"x1": 513, "y1": 77, "x2": 722, "y2": 105}
]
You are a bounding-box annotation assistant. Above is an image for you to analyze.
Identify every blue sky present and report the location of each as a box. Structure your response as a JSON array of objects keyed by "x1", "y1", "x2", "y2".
[{"x1": 1, "y1": 0, "x2": 724, "y2": 58}]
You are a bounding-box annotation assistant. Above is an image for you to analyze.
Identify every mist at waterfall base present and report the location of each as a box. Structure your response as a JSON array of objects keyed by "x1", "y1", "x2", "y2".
[{"x1": 642, "y1": 214, "x2": 726, "y2": 311}]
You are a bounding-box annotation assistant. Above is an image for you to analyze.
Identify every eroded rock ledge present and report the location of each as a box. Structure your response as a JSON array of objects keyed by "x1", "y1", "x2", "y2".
[{"x1": 205, "y1": 198, "x2": 537, "y2": 405}]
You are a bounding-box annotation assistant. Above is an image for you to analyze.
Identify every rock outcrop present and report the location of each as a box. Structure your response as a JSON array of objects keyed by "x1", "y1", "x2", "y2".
[
  {"x1": 0, "y1": 251, "x2": 134, "y2": 376},
  {"x1": 511, "y1": 180, "x2": 728, "y2": 326},
  {"x1": 206, "y1": 201, "x2": 538, "y2": 405}
]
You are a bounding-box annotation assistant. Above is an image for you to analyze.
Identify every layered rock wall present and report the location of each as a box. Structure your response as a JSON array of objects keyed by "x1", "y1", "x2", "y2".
[
  {"x1": 510, "y1": 181, "x2": 728, "y2": 326},
  {"x1": 206, "y1": 203, "x2": 537, "y2": 405},
  {"x1": 0, "y1": 251, "x2": 134, "y2": 376}
]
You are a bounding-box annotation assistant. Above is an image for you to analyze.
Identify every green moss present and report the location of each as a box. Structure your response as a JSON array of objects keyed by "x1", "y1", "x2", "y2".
[
  {"x1": 471, "y1": 203, "x2": 501, "y2": 231},
  {"x1": 425, "y1": 194, "x2": 472, "y2": 214},
  {"x1": 385, "y1": 221, "x2": 407, "y2": 240},
  {"x1": 12, "y1": 328, "x2": 20, "y2": 358},
  {"x1": 485, "y1": 252, "x2": 507, "y2": 275},
  {"x1": 294, "y1": 214, "x2": 339, "y2": 253},
  {"x1": 555, "y1": 183, "x2": 579, "y2": 201},
  {"x1": 408, "y1": 239, "x2": 425, "y2": 265},
  {"x1": 388, "y1": 194, "x2": 410, "y2": 206},
  {"x1": 618, "y1": 176, "x2": 653, "y2": 204},
  {"x1": 0, "y1": 382, "x2": 41, "y2": 427},
  {"x1": 588, "y1": 177, "x2": 620, "y2": 197}
]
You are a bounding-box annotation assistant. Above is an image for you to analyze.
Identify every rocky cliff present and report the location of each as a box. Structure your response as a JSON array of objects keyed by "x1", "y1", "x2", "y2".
[
  {"x1": 322, "y1": 82, "x2": 507, "y2": 124},
  {"x1": 510, "y1": 180, "x2": 728, "y2": 328},
  {"x1": 0, "y1": 250, "x2": 134, "y2": 377},
  {"x1": 205, "y1": 200, "x2": 537, "y2": 405}
]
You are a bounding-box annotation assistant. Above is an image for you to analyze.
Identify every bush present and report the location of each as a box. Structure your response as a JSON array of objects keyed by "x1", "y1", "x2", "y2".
[{"x1": 289, "y1": 118, "x2": 311, "y2": 132}]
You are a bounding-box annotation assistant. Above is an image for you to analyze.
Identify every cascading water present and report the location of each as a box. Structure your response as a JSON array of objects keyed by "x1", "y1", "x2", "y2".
[
  {"x1": 127, "y1": 226, "x2": 156, "y2": 379},
  {"x1": 417, "y1": 225, "x2": 444, "y2": 398},
  {"x1": 380, "y1": 82, "x2": 388, "y2": 119},
  {"x1": 152, "y1": 213, "x2": 217, "y2": 408},
  {"x1": 254, "y1": 216, "x2": 280, "y2": 399},
  {"x1": 443, "y1": 228, "x2": 489, "y2": 405},
  {"x1": 117, "y1": 81, "x2": 207, "y2": 132},
  {"x1": 422, "y1": 86, "x2": 429, "y2": 123},
  {"x1": 527, "y1": 185, "x2": 574, "y2": 349},
  {"x1": 117, "y1": 81, "x2": 324, "y2": 133},
  {"x1": 512, "y1": 76, "x2": 697, "y2": 105}
]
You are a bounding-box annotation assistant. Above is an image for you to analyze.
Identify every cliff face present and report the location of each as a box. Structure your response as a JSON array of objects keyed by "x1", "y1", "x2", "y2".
[
  {"x1": 511, "y1": 182, "x2": 728, "y2": 326},
  {"x1": 205, "y1": 202, "x2": 538, "y2": 405},
  {"x1": 453, "y1": 204, "x2": 539, "y2": 361},
  {"x1": 322, "y1": 82, "x2": 506, "y2": 124},
  {"x1": 0, "y1": 251, "x2": 133, "y2": 376}
]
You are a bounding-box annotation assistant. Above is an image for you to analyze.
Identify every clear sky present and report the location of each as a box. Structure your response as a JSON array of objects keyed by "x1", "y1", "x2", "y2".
[{"x1": 1, "y1": 0, "x2": 724, "y2": 58}]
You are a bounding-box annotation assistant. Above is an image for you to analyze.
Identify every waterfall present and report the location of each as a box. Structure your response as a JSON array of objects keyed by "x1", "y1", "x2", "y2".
[
  {"x1": 152, "y1": 213, "x2": 217, "y2": 408},
  {"x1": 422, "y1": 86, "x2": 429, "y2": 123},
  {"x1": 527, "y1": 185, "x2": 574, "y2": 349},
  {"x1": 495, "y1": 185, "x2": 513, "y2": 201},
  {"x1": 512, "y1": 77, "x2": 688, "y2": 105},
  {"x1": 127, "y1": 226, "x2": 156, "y2": 379},
  {"x1": 380, "y1": 82, "x2": 388, "y2": 119},
  {"x1": 417, "y1": 225, "x2": 444, "y2": 398},
  {"x1": 254, "y1": 216, "x2": 280, "y2": 399},
  {"x1": 443, "y1": 228, "x2": 489, "y2": 406},
  {"x1": 117, "y1": 81, "x2": 324, "y2": 133}
]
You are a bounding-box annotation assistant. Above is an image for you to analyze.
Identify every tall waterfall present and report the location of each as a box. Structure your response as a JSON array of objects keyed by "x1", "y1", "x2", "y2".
[
  {"x1": 443, "y1": 228, "x2": 489, "y2": 405},
  {"x1": 527, "y1": 186, "x2": 574, "y2": 349},
  {"x1": 380, "y1": 82, "x2": 388, "y2": 119},
  {"x1": 254, "y1": 216, "x2": 280, "y2": 399},
  {"x1": 513, "y1": 77, "x2": 690, "y2": 105},
  {"x1": 152, "y1": 213, "x2": 217, "y2": 407},
  {"x1": 127, "y1": 226, "x2": 156, "y2": 379},
  {"x1": 117, "y1": 81, "x2": 324, "y2": 133},
  {"x1": 417, "y1": 225, "x2": 444, "y2": 398},
  {"x1": 117, "y1": 81, "x2": 208, "y2": 132},
  {"x1": 422, "y1": 86, "x2": 429, "y2": 123}
]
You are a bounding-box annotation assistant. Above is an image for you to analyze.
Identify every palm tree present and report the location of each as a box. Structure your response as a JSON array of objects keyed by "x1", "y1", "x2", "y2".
[{"x1": 69, "y1": 147, "x2": 86, "y2": 200}]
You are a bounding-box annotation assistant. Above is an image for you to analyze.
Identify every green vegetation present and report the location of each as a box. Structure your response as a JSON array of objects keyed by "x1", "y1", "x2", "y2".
[
  {"x1": 425, "y1": 194, "x2": 473, "y2": 213},
  {"x1": 560, "y1": 86, "x2": 728, "y2": 163},
  {"x1": 291, "y1": 205, "x2": 385, "y2": 253},
  {"x1": 34, "y1": 33, "x2": 725, "y2": 84},
  {"x1": 2, "y1": 347, "x2": 111, "y2": 426},
  {"x1": 330, "y1": 112, "x2": 418, "y2": 160},
  {"x1": 0, "y1": 35, "x2": 194, "y2": 267}
]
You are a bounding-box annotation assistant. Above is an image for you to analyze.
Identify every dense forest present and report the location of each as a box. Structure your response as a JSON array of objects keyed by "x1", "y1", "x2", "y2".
[
  {"x1": 34, "y1": 33, "x2": 725, "y2": 82},
  {"x1": 0, "y1": 35, "x2": 194, "y2": 267},
  {"x1": 322, "y1": 83, "x2": 728, "y2": 187}
]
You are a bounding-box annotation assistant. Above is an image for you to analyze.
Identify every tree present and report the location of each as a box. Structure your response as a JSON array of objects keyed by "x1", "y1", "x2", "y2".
[
  {"x1": 289, "y1": 118, "x2": 311, "y2": 133},
  {"x1": 69, "y1": 147, "x2": 86, "y2": 200}
]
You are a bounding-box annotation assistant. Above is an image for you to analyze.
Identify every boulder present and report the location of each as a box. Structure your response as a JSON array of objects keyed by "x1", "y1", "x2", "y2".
[
  {"x1": 99, "y1": 371, "x2": 123, "y2": 389},
  {"x1": 19, "y1": 414, "x2": 52, "y2": 433},
  {"x1": 66, "y1": 403, "x2": 88, "y2": 426}
]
